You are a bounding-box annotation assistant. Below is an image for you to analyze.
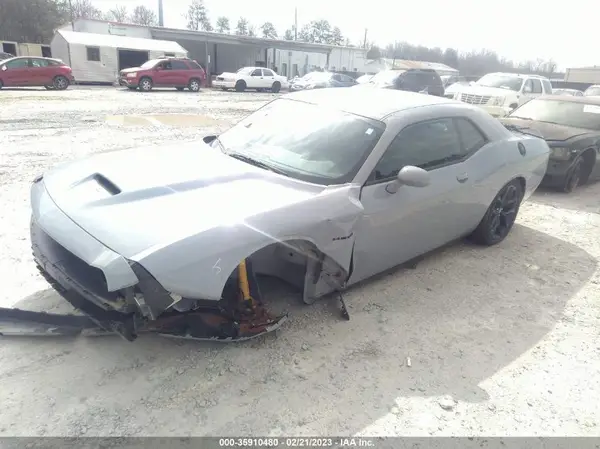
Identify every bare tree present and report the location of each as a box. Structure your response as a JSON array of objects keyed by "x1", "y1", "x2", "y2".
[
  {"x1": 260, "y1": 22, "x2": 277, "y2": 39},
  {"x1": 215, "y1": 16, "x2": 230, "y2": 33},
  {"x1": 235, "y1": 17, "x2": 249, "y2": 35},
  {"x1": 106, "y1": 5, "x2": 128, "y2": 22},
  {"x1": 185, "y1": 0, "x2": 212, "y2": 31},
  {"x1": 130, "y1": 5, "x2": 157, "y2": 26},
  {"x1": 70, "y1": 0, "x2": 103, "y2": 20},
  {"x1": 248, "y1": 24, "x2": 256, "y2": 37}
]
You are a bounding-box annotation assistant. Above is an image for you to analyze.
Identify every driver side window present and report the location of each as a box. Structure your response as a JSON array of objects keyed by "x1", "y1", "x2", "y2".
[
  {"x1": 523, "y1": 79, "x2": 533, "y2": 93},
  {"x1": 368, "y1": 118, "x2": 463, "y2": 182},
  {"x1": 251, "y1": 69, "x2": 262, "y2": 76}
]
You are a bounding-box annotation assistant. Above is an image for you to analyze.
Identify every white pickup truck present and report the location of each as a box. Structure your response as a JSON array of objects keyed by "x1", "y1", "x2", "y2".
[{"x1": 445, "y1": 72, "x2": 553, "y2": 117}]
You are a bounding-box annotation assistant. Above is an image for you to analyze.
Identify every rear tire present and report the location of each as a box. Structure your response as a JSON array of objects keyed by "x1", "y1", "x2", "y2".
[
  {"x1": 562, "y1": 155, "x2": 583, "y2": 193},
  {"x1": 53, "y1": 75, "x2": 69, "y2": 90},
  {"x1": 469, "y1": 179, "x2": 523, "y2": 246},
  {"x1": 235, "y1": 80, "x2": 246, "y2": 92},
  {"x1": 139, "y1": 77, "x2": 153, "y2": 92},
  {"x1": 271, "y1": 81, "x2": 281, "y2": 93},
  {"x1": 188, "y1": 78, "x2": 201, "y2": 92}
]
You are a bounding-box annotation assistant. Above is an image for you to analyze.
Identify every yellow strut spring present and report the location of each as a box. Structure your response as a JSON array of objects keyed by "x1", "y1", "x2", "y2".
[{"x1": 238, "y1": 259, "x2": 254, "y2": 307}]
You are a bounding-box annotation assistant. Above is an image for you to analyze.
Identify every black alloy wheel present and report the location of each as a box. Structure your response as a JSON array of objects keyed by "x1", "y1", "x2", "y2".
[{"x1": 470, "y1": 179, "x2": 523, "y2": 246}]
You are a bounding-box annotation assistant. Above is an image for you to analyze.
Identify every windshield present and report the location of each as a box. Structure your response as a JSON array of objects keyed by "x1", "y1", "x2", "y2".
[
  {"x1": 476, "y1": 74, "x2": 523, "y2": 91},
  {"x1": 140, "y1": 59, "x2": 163, "y2": 69},
  {"x1": 509, "y1": 99, "x2": 600, "y2": 131},
  {"x1": 369, "y1": 70, "x2": 404, "y2": 85},
  {"x1": 584, "y1": 86, "x2": 600, "y2": 96},
  {"x1": 217, "y1": 98, "x2": 385, "y2": 185}
]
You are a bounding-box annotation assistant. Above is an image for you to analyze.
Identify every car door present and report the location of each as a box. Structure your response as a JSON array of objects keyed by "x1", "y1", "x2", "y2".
[
  {"x1": 261, "y1": 68, "x2": 276, "y2": 87},
  {"x1": 153, "y1": 61, "x2": 171, "y2": 86},
  {"x1": 521, "y1": 79, "x2": 542, "y2": 104},
  {"x1": 248, "y1": 68, "x2": 263, "y2": 88},
  {"x1": 1, "y1": 58, "x2": 31, "y2": 86},
  {"x1": 169, "y1": 60, "x2": 190, "y2": 86},
  {"x1": 29, "y1": 58, "x2": 52, "y2": 85},
  {"x1": 350, "y1": 117, "x2": 480, "y2": 284}
]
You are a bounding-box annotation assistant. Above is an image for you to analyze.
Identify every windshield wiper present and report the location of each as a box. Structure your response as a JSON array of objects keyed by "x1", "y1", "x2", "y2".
[
  {"x1": 226, "y1": 152, "x2": 289, "y2": 176},
  {"x1": 503, "y1": 123, "x2": 543, "y2": 138}
]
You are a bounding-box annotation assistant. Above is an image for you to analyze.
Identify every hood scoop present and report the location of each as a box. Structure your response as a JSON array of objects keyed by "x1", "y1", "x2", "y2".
[{"x1": 72, "y1": 173, "x2": 121, "y2": 196}]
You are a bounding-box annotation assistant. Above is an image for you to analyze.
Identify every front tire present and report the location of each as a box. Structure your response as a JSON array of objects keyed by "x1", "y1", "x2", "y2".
[
  {"x1": 44, "y1": 85, "x2": 55, "y2": 90},
  {"x1": 139, "y1": 77, "x2": 153, "y2": 92},
  {"x1": 188, "y1": 78, "x2": 201, "y2": 92},
  {"x1": 562, "y1": 156, "x2": 583, "y2": 193},
  {"x1": 271, "y1": 81, "x2": 281, "y2": 93},
  {"x1": 470, "y1": 179, "x2": 523, "y2": 246},
  {"x1": 53, "y1": 75, "x2": 69, "y2": 90}
]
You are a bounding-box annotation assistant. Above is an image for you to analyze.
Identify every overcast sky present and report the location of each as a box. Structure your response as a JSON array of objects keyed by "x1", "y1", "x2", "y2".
[{"x1": 91, "y1": 0, "x2": 598, "y2": 70}]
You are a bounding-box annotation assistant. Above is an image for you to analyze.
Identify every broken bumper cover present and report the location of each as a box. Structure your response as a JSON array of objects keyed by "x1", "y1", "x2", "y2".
[{"x1": 26, "y1": 178, "x2": 287, "y2": 342}]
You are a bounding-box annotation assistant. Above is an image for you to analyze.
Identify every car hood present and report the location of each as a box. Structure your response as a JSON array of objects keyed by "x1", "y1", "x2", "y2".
[
  {"x1": 499, "y1": 117, "x2": 595, "y2": 142},
  {"x1": 120, "y1": 67, "x2": 141, "y2": 74},
  {"x1": 41, "y1": 142, "x2": 326, "y2": 259},
  {"x1": 446, "y1": 83, "x2": 517, "y2": 97}
]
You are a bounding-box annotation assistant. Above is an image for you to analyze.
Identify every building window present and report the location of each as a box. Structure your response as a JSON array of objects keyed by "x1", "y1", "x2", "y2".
[{"x1": 86, "y1": 47, "x2": 100, "y2": 62}]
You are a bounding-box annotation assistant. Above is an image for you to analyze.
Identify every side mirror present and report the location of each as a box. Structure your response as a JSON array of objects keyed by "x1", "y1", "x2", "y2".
[
  {"x1": 203, "y1": 135, "x2": 218, "y2": 144},
  {"x1": 155, "y1": 66, "x2": 162, "y2": 71},
  {"x1": 386, "y1": 166, "x2": 430, "y2": 193},
  {"x1": 1, "y1": 66, "x2": 7, "y2": 71}
]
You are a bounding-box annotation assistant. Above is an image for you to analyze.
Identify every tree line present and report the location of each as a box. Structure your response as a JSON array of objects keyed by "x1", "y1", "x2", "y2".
[{"x1": 0, "y1": 0, "x2": 560, "y2": 77}]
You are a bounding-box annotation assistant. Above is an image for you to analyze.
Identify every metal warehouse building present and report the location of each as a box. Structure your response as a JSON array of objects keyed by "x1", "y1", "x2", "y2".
[{"x1": 59, "y1": 19, "x2": 368, "y2": 83}]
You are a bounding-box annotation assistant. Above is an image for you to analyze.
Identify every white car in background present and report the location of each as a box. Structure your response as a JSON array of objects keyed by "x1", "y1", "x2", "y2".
[
  {"x1": 213, "y1": 67, "x2": 289, "y2": 93},
  {"x1": 445, "y1": 72, "x2": 553, "y2": 117}
]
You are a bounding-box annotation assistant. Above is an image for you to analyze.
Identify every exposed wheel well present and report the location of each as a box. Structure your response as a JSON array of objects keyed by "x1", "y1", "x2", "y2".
[
  {"x1": 581, "y1": 148, "x2": 596, "y2": 183},
  {"x1": 221, "y1": 239, "x2": 346, "y2": 301}
]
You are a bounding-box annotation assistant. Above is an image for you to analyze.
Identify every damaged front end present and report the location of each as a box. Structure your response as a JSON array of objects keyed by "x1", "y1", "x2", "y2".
[{"x1": 0, "y1": 219, "x2": 286, "y2": 342}]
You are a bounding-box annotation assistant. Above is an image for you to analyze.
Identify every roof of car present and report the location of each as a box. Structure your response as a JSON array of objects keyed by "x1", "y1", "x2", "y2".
[
  {"x1": 485, "y1": 72, "x2": 549, "y2": 79},
  {"x1": 535, "y1": 95, "x2": 600, "y2": 105},
  {"x1": 282, "y1": 88, "x2": 456, "y2": 120}
]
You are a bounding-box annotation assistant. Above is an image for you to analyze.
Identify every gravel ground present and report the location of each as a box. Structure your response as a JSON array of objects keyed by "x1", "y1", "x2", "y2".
[{"x1": 0, "y1": 87, "x2": 599, "y2": 437}]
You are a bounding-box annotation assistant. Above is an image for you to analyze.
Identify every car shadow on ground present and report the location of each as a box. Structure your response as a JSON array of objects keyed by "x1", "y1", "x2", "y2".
[
  {"x1": 532, "y1": 182, "x2": 600, "y2": 215},
  {"x1": 0, "y1": 224, "x2": 596, "y2": 436}
]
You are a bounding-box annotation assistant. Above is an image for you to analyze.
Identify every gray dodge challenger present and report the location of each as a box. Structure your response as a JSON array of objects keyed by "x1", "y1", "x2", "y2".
[{"x1": 21, "y1": 88, "x2": 550, "y2": 342}]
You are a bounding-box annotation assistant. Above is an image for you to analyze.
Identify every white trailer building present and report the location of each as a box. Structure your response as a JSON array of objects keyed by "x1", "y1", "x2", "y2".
[{"x1": 50, "y1": 29, "x2": 188, "y2": 83}]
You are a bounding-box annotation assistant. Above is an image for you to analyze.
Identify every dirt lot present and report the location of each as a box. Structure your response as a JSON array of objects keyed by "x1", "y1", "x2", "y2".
[{"x1": 0, "y1": 87, "x2": 599, "y2": 437}]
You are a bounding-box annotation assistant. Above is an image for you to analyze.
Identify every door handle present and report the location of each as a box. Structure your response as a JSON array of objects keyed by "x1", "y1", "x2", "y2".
[{"x1": 457, "y1": 173, "x2": 469, "y2": 183}]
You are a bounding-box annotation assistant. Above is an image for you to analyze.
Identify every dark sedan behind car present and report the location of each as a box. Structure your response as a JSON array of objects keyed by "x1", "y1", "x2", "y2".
[
  {"x1": 500, "y1": 96, "x2": 600, "y2": 193},
  {"x1": 355, "y1": 68, "x2": 445, "y2": 96},
  {"x1": 289, "y1": 71, "x2": 357, "y2": 91}
]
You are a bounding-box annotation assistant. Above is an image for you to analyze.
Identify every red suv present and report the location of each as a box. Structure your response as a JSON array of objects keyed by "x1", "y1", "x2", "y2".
[
  {"x1": 119, "y1": 57, "x2": 207, "y2": 92},
  {"x1": 0, "y1": 57, "x2": 74, "y2": 90}
]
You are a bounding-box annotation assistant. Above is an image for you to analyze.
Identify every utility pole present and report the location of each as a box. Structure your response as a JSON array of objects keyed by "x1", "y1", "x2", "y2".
[
  {"x1": 158, "y1": 0, "x2": 164, "y2": 27},
  {"x1": 363, "y1": 28, "x2": 368, "y2": 49},
  {"x1": 68, "y1": 0, "x2": 74, "y2": 30},
  {"x1": 294, "y1": 8, "x2": 298, "y2": 41}
]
